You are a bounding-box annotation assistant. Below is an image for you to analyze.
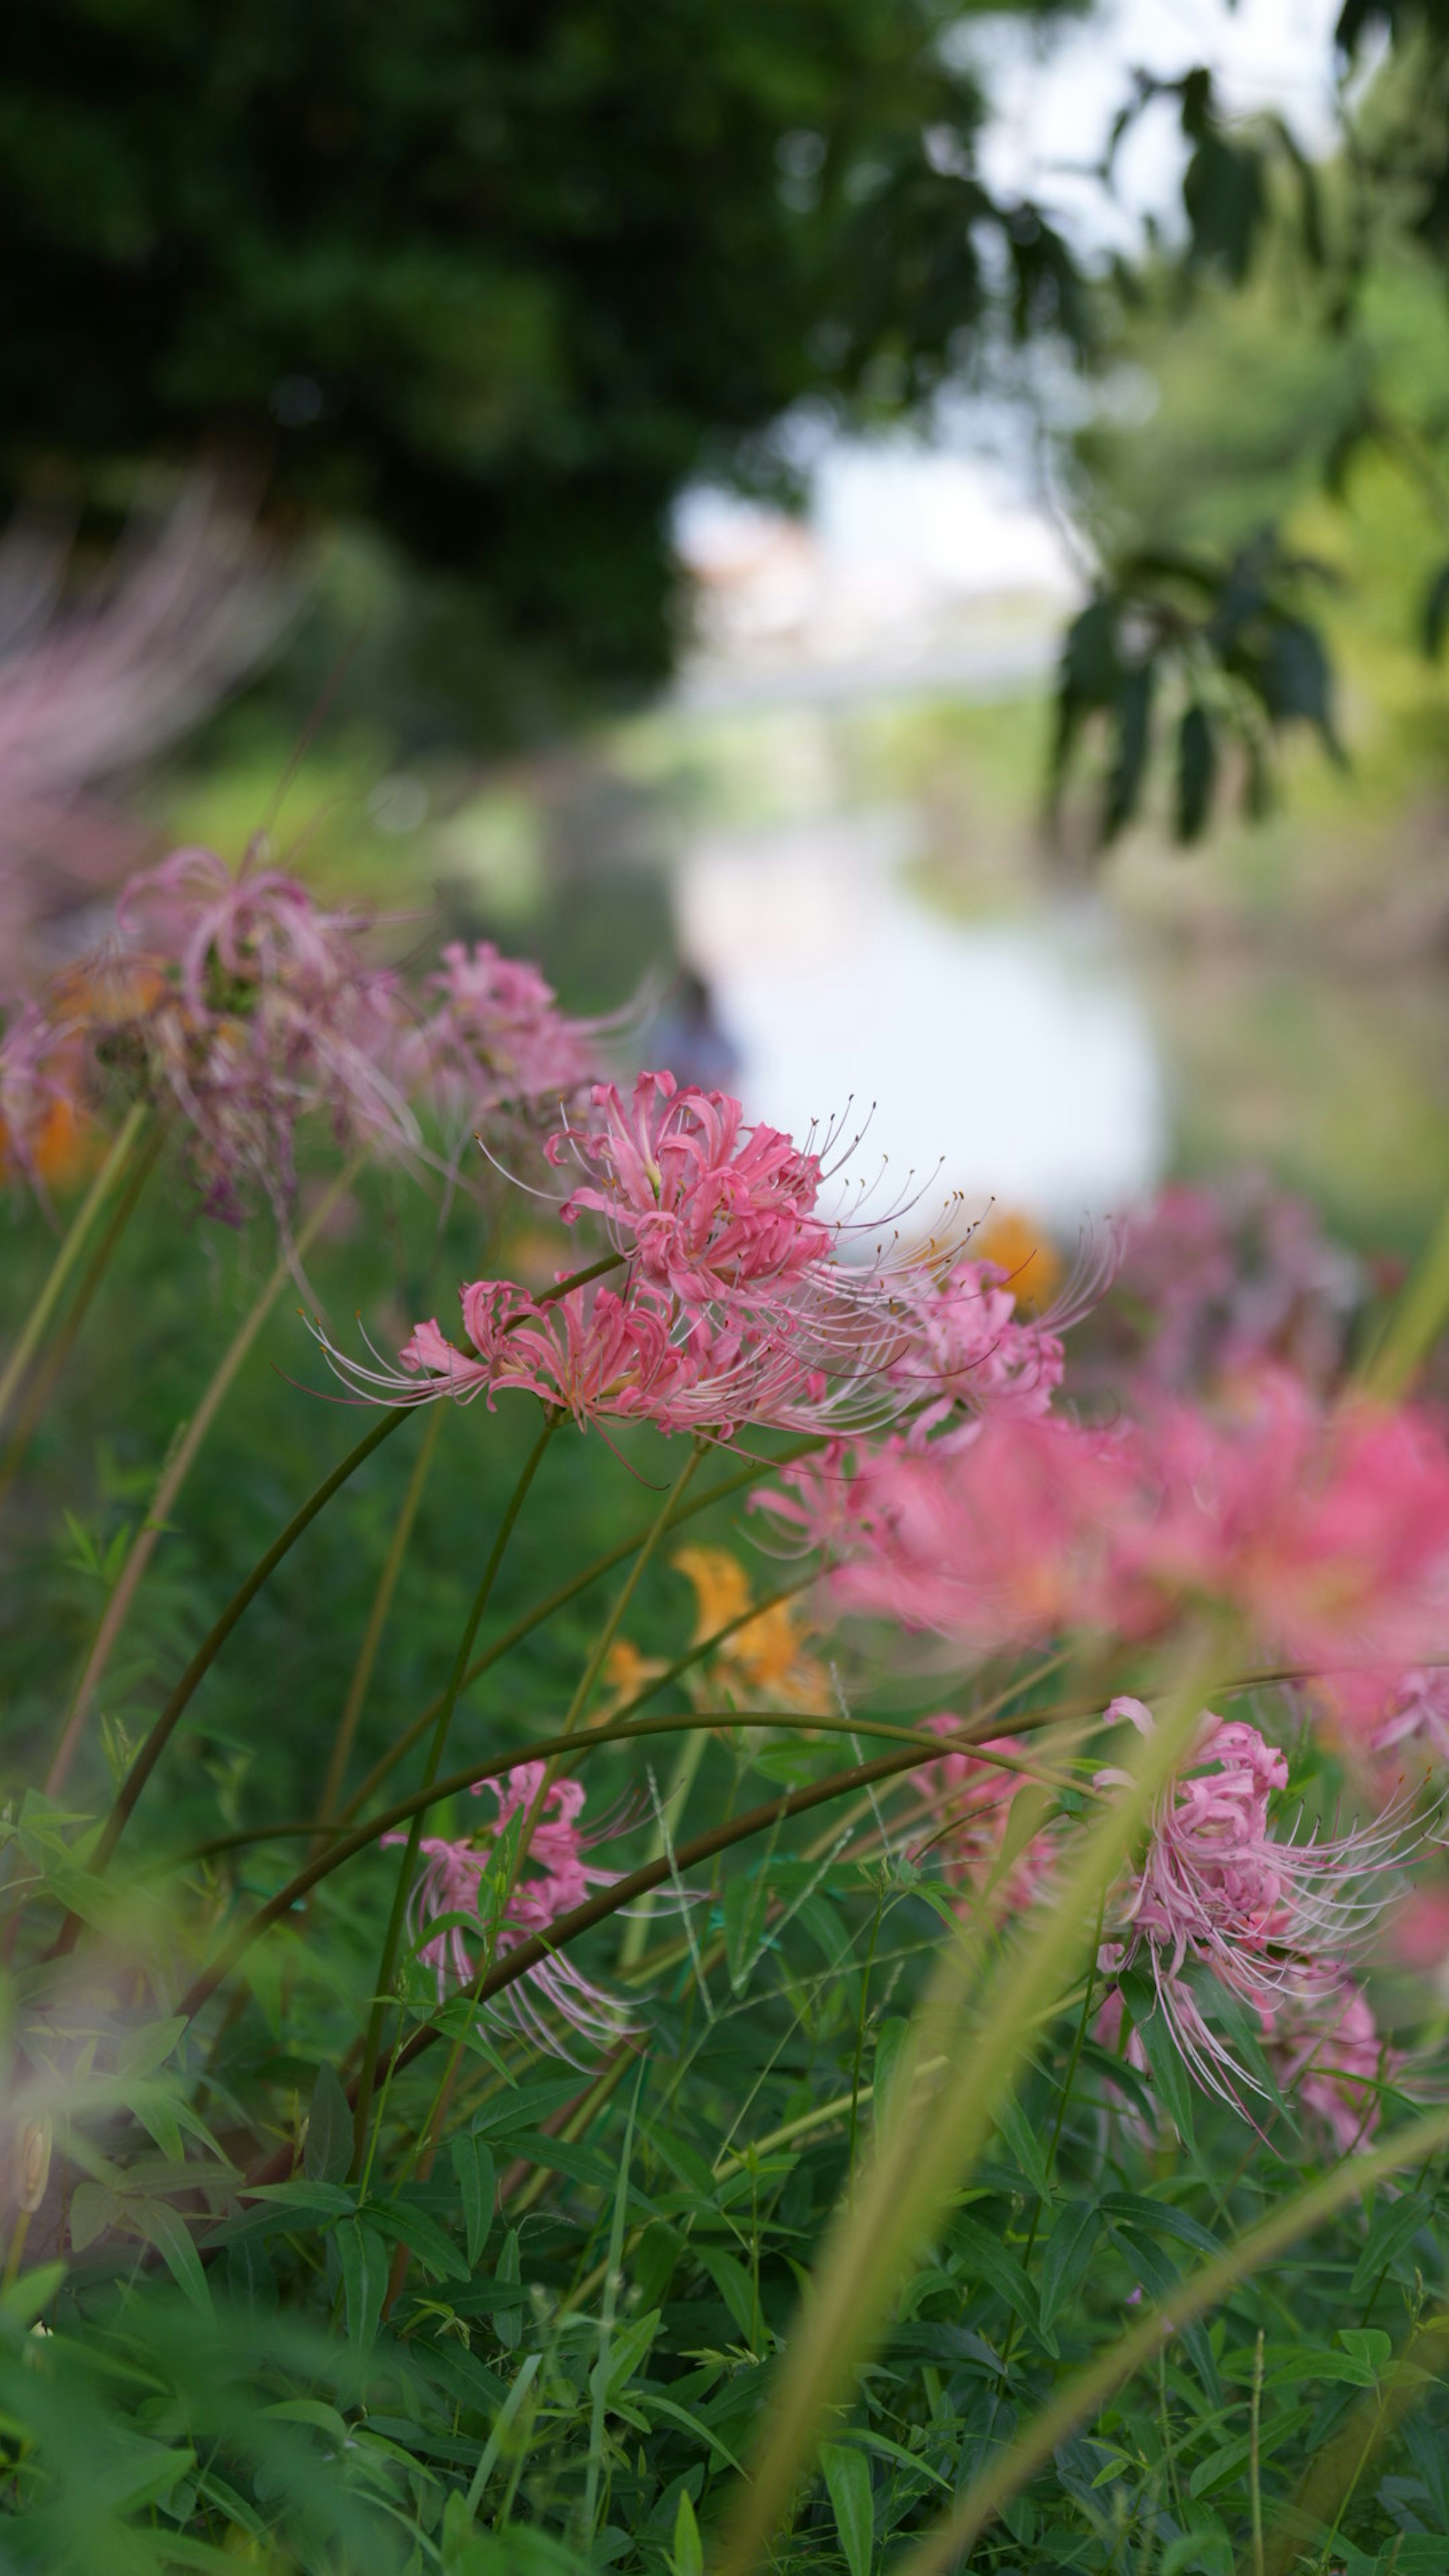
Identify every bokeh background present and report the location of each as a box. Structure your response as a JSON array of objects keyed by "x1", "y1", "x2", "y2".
[{"x1": 9, "y1": 0, "x2": 1449, "y2": 1258}]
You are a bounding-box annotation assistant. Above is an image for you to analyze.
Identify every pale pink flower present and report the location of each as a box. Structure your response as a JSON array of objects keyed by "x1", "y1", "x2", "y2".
[
  {"x1": 102, "y1": 845, "x2": 417, "y2": 1223},
  {"x1": 1116, "y1": 1374, "x2": 1449, "y2": 1720},
  {"x1": 817, "y1": 1373, "x2": 1449, "y2": 1712},
  {"x1": 1098, "y1": 1704, "x2": 1410, "y2": 2116},
  {"x1": 1371, "y1": 1668, "x2": 1449, "y2": 1769},
  {"x1": 914, "y1": 1716, "x2": 1058, "y2": 1904},
  {"x1": 397, "y1": 940, "x2": 600, "y2": 1155},
  {"x1": 821, "y1": 1413, "x2": 1136, "y2": 1654},
  {"x1": 886, "y1": 1255, "x2": 1064, "y2": 1446},
  {"x1": 1106, "y1": 1177, "x2": 1356, "y2": 1395},
  {"x1": 1265, "y1": 1975, "x2": 1389, "y2": 2153},
  {"x1": 383, "y1": 1761, "x2": 626, "y2": 2055},
  {"x1": 0, "y1": 483, "x2": 283, "y2": 978},
  {"x1": 548, "y1": 1070, "x2": 834, "y2": 1312},
  {"x1": 0, "y1": 998, "x2": 85, "y2": 1206}
]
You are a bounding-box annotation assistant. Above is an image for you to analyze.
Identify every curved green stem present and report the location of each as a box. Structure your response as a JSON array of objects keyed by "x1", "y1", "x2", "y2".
[
  {"x1": 315, "y1": 1401, "x2": 444, "y2": 1837},
  {"x1": 334, "y1": 1437, "x2": 822, "y2": 1825},
  {"x1": 350, "y1": 1409, "x2": 559, "y2": 2172},
  {"x1": 180, "y1": 1699, "x2": 1083, "y2": 2028},
  {"x1": 45, "y1": 1153, "x2": 366, "y2": 1798},
  {"x1": 53, "y1": 1404, "x2": 412, "y2": 1946},
  {"x1": 562, "y1": 1441, "x2": 703, "y2": 1738},
  {"x1": 0, "y1": 1103, "x2": 149, "y2": 1438}
]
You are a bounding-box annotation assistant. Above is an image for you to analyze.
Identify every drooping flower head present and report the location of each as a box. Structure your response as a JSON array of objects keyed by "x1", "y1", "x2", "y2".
[
  {"x1": 1098, "y1": 1700, "x2": 1410, "y2": 2119},
  {"x1": 397, "y1": 940, "x2": 601, "y2": 1160},
  {"x1": 382, "y1": 1760, "x2": 626, "y2": 2055},
  {"x1": 93, "y1": 844, "x2": 417, "y2": 1224}
]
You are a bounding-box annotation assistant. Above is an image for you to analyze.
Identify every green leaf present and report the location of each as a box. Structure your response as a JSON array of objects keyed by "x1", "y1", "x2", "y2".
[
  {"x1": 994, "y1": 2086, "x2": 1054, "y2": 2199},
  {"x1": 593, "y1": 2305, "x2": 660, "y2": 2402},
  {"x1": 1175, "y1": 702, "x2": 1217, "y2": 843},
  {"x1": 336, "y1": 2218, "x2": 388, "y2": 2363},
  {"x1": 0, "y1": 2261, "x2": 64, "y2": 2327},
  {"x1": 821, "y1": 2441, "x2": 874, "y2": 2576},
  {"x1": 134, "y1": 2199, "x2": 211, "y2": 2315},
  {"x1": 451, "y1": 2133, "x2": 496, "y2": 2270},
  {"x1": 305, "y1": 2063, "x2": 353, "y2": 2186},
  {"x1": 1134, "y1": 2008, "x2": 1200, "y2": 2152},
  {"x1": 872, "y1": 2016, "x2": 914, "y2": 2144},
  {"x1": 365, "y1": 2194, "x2": 471, "y2": 2284},
  {"x1": 1423, "y1": 562, "x2": 1449, "y2": 660},
  {"x1": 1337, "y1": 2325, "x2": 1392, "y2": 2378},
  {"x1": 1038, "y1": 2199, "x2": 1102, "y2": 2336},
  {"x1": 1349, "y1": 2192, "x2": 1431, "y2": 2299},
  {"x1": 723, "y1": 1864, "x2": 774, "y2": 1994},
  {"x1": 670, "y1": 2489, "x2": 705, "y2": 2576},
  {"x1": 696, "y1": 2245, "x2": 759, "y2": 2345},
  {"x1": 949, "y1": 2215, "x2": 1052, "y2": 2355},
  {"x1": 492, "y1": 2225, "x2": 524, "y2": 2348},
  {"x1": 1102, "y1": 661, "x2": 1156, "y2": 843}
]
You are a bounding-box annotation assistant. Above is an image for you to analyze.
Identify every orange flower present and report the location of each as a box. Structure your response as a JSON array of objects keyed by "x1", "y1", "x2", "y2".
[
  {"x1": 972, "y1": 1209, "x2": 1060, "y2": 1316},
  {"x1": 672, "y1": 1544, "x2": 830, "y2": 1715}
]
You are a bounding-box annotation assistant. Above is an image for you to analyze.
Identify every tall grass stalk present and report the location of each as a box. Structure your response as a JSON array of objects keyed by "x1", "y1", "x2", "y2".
[
  {"x1": 0, "y1": 1117, "x2": 166, "y2": 1498},
  {"x1": 713, "y1": 1636, "x2": 1223, "y2": 2576},
  {"x1": 0, "y1": 1102, "x2": 149, "y2": 1438},
  {"x1": 45, "y1": 1153, "x2": 366, "y2": 1796}
]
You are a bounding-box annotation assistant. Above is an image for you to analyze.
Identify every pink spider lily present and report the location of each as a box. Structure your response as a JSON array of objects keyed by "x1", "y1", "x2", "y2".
[
  {"x1": 548, "y1": 1069, "x2": 834, "y2": 1312},
  {"x1": 1097, "y1": 1702, "x2": 1412, "y2": 2119},
  {"x1": 1369, "y1": 1668, "x2": 1449, "y2": 1772},
  {"x1": 325, "y1": 1270, "x2": 896, "y2": 1444},
  {"x1": 1264, "y1": 1973, "x2": 1391, "y2": 2153},
  {"x1": 395, "y1": 940, "x2": 602, "y2": 1159},
  {"x1": 94, "y1": 846, "x2": 418, "y2": 1225},
  {"x1": 1112, "y1": 1374, "x2": 1449, "y2": 1721},
  {"x1": 383, "y1": 1761, "x2": 628, "y2": 2056},
  {"x1": 804, "y1": 1372, "x2": 1449, "y2": 1711},
  {"x1": 884, "y1": 1254, "x2": 1065, "y2": 1446},
  {"x1": 820, "y1": 1413, "x2": 1137, "y2": 1654},
  {"x1": 0, "y1": 998, "x2": 87, "y2": 1206},
  {"x1": 911, "y1": 1716, "x2": 1059, "y2": 1905},
  {"x1": 1104, "y1": 1177, "x2": 1356, "y2": 1395}
]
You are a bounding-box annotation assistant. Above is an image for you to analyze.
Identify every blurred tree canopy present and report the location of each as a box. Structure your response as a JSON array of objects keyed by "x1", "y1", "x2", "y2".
[{"x1": 0, "y1": 0, "x2": 1083, "y2": 741}]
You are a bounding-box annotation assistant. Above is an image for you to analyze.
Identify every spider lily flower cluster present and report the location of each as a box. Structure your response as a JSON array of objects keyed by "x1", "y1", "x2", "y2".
[
  {"x1": 790, "y1": 1368, "x2": 1449, "y2": 1735},
  {"x1": 384, "y1": 1761, "x2": 629, "y2": 2055},
  {"x1": 326, "y1": 1068, "x2": 1071, "y2": 1445},
  {"x1": 0, "y1": 846, "x2": 600, "y2": 1226},
  {"x1": 1094, "y1": 1700, "x2": 1410, "y2": 2142}
]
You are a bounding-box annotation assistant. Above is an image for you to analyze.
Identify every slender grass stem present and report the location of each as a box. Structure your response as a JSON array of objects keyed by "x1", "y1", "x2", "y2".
[
  {"x1": 0, "y1": 1117, "x2": 165, "y2": 1498},
  {"x1": 334, "y1": 1444, "x2": 823, "y2": 1824},
  {"x1": 180, "y1": 1701, "x2": 1086, "y2": 2023},
  {"x1": 562, "y1": 1441, "x2": 703, "y2": 1738},
  {"x1": 0, "y1": 1103, "x2": 149, "y2": 1438},
  {"x1": 315, "y1": 1401, "x2": 444, "y2": 1836},
  {"x1": 350, "y1": 1409, "x2": 558, "y2": 2174},
  {"x1": 51, "y1": 1404, "x2": 412, "y2": 1949},
  {"x1": 45, "y1": 1154, "x2": 366, "y2": 1798}
]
